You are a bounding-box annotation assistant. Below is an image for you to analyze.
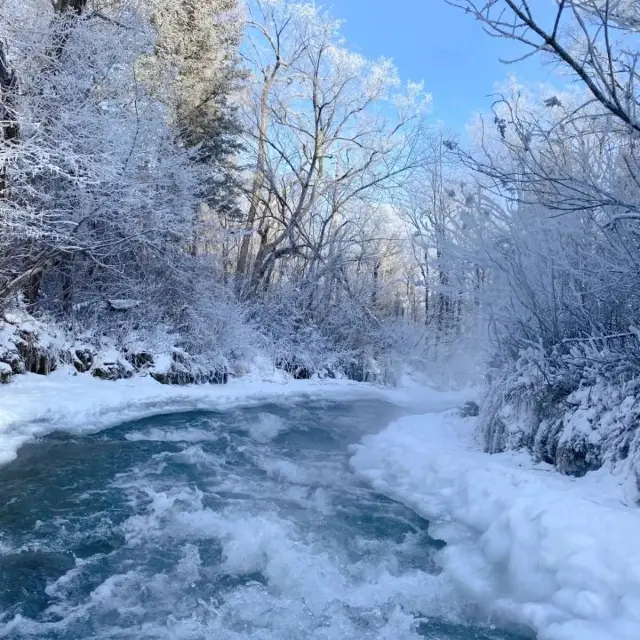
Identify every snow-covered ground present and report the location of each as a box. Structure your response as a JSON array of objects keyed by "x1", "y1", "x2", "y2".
[{"x1": 350, "y1": 409, "x2": 640, "y2": 640}]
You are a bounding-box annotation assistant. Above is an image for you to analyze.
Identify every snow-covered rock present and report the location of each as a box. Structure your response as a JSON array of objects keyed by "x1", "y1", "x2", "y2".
[
  {"x1": 72, "y1": 345, "x2": 95, "y2": 373},
  {"x1": 0, "y1": 314, "x2": 60, "y2": 376},
  {"x1": 0, "y1": 310, "x2": 229, "y2": 387},
  {"x1": 149, "y1": 349, "x2": 228, "y2": 385},
  {"x1": 0, "y1": 361, "x2": 11, "y2": 383},
  {"x1": 481, "y1": 354, "x2": 640, "y2": 480},
  {"x1": 91, "y1": 347, "x2": 134, "y2": 381}
]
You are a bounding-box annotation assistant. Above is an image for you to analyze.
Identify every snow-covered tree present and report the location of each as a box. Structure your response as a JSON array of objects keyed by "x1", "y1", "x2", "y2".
[
  {"x1": 0, "y1": 2, "x2": 198, "y2": 311},
  {"x1": 236, "y1": 0, "x2": 429, "y2": 297},
  {"x1": 142, "y1": 0, "x2": 244, "y2": 223},
  {"x1": 439, "y1": 1, "x2": 640, "y2": 463}
]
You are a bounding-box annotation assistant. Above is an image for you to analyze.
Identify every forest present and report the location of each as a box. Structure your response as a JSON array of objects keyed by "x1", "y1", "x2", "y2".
[{"x1": 1, "y1": 0, "x2": 640, "y2": 476}]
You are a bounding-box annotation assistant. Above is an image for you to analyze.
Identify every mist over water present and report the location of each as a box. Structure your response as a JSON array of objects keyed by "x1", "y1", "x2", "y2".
[{"x1": 0, "y1": 400, "x2": 529, "y2": 639}]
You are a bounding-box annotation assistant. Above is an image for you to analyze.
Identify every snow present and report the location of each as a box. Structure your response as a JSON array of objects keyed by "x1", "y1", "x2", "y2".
[
  {"x1": 150, "y1": 352, "x2": 173, "y2": 374},
  {"x1": 350, "y1": 409, "x2": 640, "y2": 640},
  {"x1": 106, "y1": 299, "x2": 141, "y2": 311}
]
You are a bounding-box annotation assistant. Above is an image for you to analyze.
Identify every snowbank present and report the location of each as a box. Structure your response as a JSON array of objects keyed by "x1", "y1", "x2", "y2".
[
  {"x1": 350, "y1": 410, "x2": 640, "y2": 640},
  {"x1": 0, "y1": 368, "x2": 472, "y2": 466}
]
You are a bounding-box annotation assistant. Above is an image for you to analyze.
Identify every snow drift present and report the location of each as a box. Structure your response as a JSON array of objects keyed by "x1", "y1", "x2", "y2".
[{"x1": 350, "y1": 410, "x2": 640, "y2": 640}]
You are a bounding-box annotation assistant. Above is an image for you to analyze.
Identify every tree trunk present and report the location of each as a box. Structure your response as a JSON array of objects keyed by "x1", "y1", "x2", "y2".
[
  {"x1": 423, "y1": 253, "x2": 429, "y2": 325},
  {"x1": 60, "y1": 254, "x2": 74, "y2": 314},
  {"x1": 371, "y1": 260, "x2": 380, "y2": 307},
  {"x1": 0, "y1": 42, "x2": 19, "y2": 199},
  {"x1": 24, "y1": 268, "x2": 45, "y2": 310},
  {"x1": 236, "y1": 64, "x2": 278, "y2": 279},
  {"x1": 436, "y1": 246, "x2": 450, "y2": 333}
]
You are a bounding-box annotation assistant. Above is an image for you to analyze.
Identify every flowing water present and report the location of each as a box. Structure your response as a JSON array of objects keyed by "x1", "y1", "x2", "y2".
[{"x1": 0, "y1": 399, "x2": 531, "y2": 639}]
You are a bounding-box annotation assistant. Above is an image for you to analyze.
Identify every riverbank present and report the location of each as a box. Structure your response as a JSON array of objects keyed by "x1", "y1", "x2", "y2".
[{"x1": 350, "y1": 410, "x2": 640, "y2": 640}]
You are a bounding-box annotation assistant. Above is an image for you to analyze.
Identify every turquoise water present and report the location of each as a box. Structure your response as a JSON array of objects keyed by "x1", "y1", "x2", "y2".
[{"x1": 0, "y1": 400, "x2": 532, "y2": 639}]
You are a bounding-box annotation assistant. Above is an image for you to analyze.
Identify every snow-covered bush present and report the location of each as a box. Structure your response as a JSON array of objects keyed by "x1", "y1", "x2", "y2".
[
  {"x1": 249, "y1": 279, "x2": 438, "y2": 384},
  {"x1": 433, "y1": 0, "x2": 640, "y2": 472},
  {"x1": 480, "y1": 337, "x2": 640, "y2": 477}
]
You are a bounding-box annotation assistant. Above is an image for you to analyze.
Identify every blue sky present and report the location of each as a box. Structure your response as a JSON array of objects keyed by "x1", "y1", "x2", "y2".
[{"x1": 331, "y1": 0, "x2": 557, "y2": 131}]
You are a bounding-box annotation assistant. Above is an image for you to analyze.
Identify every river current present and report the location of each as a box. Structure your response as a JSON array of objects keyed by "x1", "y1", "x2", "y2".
[{"x1": 0, "y1": 399, "x2": 530, "y2": 639}]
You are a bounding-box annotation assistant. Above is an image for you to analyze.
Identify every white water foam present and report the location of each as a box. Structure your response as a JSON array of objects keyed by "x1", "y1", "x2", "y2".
[
  {"x1": 125, "y1": 427, "x2": 222, "y2": 443},
  {"x1": 241, "y1": 413, "x2": 289, "y2": 443}
]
